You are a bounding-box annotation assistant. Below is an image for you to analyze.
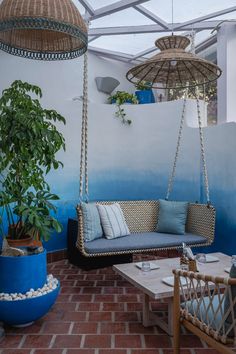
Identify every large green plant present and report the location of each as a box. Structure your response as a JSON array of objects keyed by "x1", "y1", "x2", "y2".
[{"x1": 0, "y1": 80, "x2": 66, "y2": 241}]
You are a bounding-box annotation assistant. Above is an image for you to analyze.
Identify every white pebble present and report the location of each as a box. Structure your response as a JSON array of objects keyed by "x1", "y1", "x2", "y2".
[{"x1": 0, "y1": 275, "x2": 58, "y2": 302}]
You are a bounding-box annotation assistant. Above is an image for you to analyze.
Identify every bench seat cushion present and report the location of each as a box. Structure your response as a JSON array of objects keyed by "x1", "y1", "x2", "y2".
[{"x1": 84, "y1": 232, "x2": 207, "y2": 254}]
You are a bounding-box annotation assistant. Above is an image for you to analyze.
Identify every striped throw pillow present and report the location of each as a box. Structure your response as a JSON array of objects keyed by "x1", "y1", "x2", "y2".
[{"x1": 97, "y1": 203, "x2": 130, "y2": 239}]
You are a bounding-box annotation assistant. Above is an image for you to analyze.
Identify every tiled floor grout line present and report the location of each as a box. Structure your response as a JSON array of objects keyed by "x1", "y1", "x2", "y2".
[
  {"x1": 18, "y1": 334, "x2": 27, "y2": 348},
  {"x1": 140, "y1": 333, "x2": 146, "y2": 349},
  {"x1": 169, "y1": 334, "x2": 174, "y2": 348},
  {"x1": 111, "y1": 333, "x2": 115, "y2": 349},
  {"x1": 85, "y1": 310, "x2": 90, "y2": 322},
  {"x1": 125, "y1": 322, "x2": 129, "y2": 334},
  {"x1": 48, "y1": 333, "x2": 57, "y2": 348},
  {"x1": 68, "y1": 322, "x2": 74, "y2": 334},
  {"x1": 39, "y1": 320, "x2": 47, "y2": 334},
  {"x1": 97, "y1": 321, "x2": 101, "y2": 335},
  {"x1": 80, "y1": 333, "x2": 85, "y2": 348}
]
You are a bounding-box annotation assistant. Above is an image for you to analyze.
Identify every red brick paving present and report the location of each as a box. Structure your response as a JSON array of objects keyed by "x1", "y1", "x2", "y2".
[{"x1": 0, "y1": 258, "x2": 227, "y2": 353}]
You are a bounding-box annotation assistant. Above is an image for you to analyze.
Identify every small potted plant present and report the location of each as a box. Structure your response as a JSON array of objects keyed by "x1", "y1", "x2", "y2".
[
  {"x1": 0, "y1": 80, "x2": 65, "y2": 327},
  {"x1": 135, "y1": 81, "x2": 155, "y2": 104},
  {"x1": 108, "y1": 90, "x2": 138, "y2": 125}
]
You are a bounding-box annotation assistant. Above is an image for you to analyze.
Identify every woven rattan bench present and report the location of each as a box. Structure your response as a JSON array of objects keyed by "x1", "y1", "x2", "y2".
[{"x1": 67, "y1": 200, "x2": 215, "y2": 267}]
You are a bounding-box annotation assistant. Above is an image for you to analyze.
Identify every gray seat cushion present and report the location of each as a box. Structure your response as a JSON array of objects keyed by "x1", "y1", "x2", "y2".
[{"x1": 84, "y1": 232, "x2": 207, "y2": 254}]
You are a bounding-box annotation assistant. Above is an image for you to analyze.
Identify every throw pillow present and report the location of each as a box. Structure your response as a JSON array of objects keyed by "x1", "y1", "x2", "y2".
[
  {"x1": 156, "y1": 199, "x2": 188, "y2": 235},
  {"x1": 97, "y1": 203, "x2": 130, "y2": 239},
  {"x1": 81, "y1": 202, "x2": 103, "y2": 242},
  {"x1": 224, "y1": 264, "x2": 236, "y2": 331}
]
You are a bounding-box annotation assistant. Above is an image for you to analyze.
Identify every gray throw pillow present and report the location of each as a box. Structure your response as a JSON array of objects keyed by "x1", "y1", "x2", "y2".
[
  {"x1": 81, "y1": 202, "x2": 103, "y2": 242},
  {"x1": 156, "y1": 199, "x2": 188, "y2": 235}
]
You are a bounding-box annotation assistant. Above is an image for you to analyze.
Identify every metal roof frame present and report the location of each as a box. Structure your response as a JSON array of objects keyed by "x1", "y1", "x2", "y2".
[{"x1": 77, "y1": 0, "x2": 236, "y2": 63}]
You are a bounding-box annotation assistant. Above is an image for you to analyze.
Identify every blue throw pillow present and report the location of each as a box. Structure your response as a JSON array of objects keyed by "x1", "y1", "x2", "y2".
[
  {"x1": 156, "y1": 199, "x2": 188, "y2": 235},
  {"x1": 81, "y1": 202, "x2": 103, "y2": 242}
]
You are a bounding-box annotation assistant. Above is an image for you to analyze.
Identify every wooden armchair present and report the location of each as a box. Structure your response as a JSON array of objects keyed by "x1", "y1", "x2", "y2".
[{"x1": 173, "y1": 269, "x2": 236, "y2": 354}]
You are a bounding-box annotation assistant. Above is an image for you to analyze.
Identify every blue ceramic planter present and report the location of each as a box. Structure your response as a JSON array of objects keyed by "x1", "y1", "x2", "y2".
[
  {"x1": 0, "y1": 250, "x2": 47, "y2": 293},
  {"x1": 135, "y1": 90, "x2": 155, "y2": 104},
  {"x1": 0, "y1": 282, "x2": 60, "y2": 326}
]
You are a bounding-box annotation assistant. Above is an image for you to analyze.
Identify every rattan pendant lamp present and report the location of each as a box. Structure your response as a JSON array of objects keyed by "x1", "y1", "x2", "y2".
[
  {"x1": 0, "y1": 0, "x2": 88, "y2": 60},
  {"x1": 126, "y1": 0, "x2": 221, "y2": 89},
  {"x1": 126, "y1": 34, "x2": 222, "y2": 89}
]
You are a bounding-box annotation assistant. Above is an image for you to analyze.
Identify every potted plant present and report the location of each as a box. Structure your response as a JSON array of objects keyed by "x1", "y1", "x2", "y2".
[
  {"x1": 0, "y1": 80, "x2": 65, "y2": 246},
  {"x1": 135, "y1": 81, "x2": 155, "y2": 104},
  {"x1": 108, "y1": 90, "x2": 138, "y2": 125},
  {"x1": 0, "y1": 80, "x2": 65, "y2": 326}
]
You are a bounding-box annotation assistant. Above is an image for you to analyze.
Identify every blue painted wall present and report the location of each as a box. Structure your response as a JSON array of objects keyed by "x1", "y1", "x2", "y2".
[
  {"x1": 44, "y1": 103, "x2": 236, "y2": 255},
  {"x1": 0, "y1": 51, "x2": 235, "y2": 256}
]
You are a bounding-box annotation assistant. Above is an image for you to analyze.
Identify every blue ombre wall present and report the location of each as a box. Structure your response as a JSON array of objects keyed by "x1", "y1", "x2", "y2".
[{"x1": 0, "y1": 51, "x2": 235, "y2": 255}]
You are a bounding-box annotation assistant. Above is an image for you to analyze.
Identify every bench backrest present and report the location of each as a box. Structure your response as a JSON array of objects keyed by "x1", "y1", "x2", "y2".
[
  {"x1": 97, "y1": 200, "x2": 215, "y2": 243},
  {"x1": 77, "y1": 200, "x2": 215, "y2": 245}
]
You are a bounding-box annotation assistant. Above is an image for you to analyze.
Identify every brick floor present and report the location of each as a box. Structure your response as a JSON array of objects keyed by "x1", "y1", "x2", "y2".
[{"x1": 0, "y1": 258, "x2": 223, "y2": 353}]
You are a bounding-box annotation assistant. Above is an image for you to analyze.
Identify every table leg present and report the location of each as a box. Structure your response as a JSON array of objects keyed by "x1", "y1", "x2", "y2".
[{"x1": 142, "y1": 295, "x2": 174, "y2": 336}]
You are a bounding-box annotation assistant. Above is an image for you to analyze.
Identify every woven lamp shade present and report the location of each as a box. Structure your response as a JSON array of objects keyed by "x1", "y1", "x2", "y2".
[
  {"x1": 126, "y1": 35, "x2": 222, "y2": 89},
  {"x1": 0, "y1": 0, "x2": 88, "y2": 60}
]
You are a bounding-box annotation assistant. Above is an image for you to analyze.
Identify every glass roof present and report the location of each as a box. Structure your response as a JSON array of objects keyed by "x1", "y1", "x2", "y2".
[{"x1": 70, "y1": 1, "x2": 236, "y2": 61}]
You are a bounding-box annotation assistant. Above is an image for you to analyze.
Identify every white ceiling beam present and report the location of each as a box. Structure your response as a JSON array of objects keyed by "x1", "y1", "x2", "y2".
[
  {"x1": 89, "y1": 0, "x2": 150, "y2": 21},
  {"x1": 88, "y1": 35, "x2": 100, "y2": 43},
  {"x1": 133, "y1": 5, "x2": 170, "y2": 29},
  {"x1": 88, "y1": 46, "x2": 143, "y2": 64},
  {"x1": 89, "y1": 21, "x2": 221, "y2": 36},
  {"x1": 78, "y1": 0, "x2": 94, "y2": 16},
  {"x1": 195, "y1": 35, "x2": 217, "y2": 54},
  {"x1": 128, "y1": 46, "x2": 156, "y2": 62},
  {"x1": 174, "y1": 6, "x2": 236, "y2": 30}
]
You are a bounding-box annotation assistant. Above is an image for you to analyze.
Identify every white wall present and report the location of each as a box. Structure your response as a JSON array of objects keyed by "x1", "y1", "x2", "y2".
[
  {"x1": 0, "y1": 51, "x2": 134, "y2": 106},
  {"x1": 217, "y1": 22, "x2": 236, "y2": 124}
]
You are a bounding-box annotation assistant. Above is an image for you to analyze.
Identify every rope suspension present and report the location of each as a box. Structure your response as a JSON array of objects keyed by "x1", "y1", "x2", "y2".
[
  {"x1": 196, "y1": 88, "x2": 210, "y2": 204},
  {"x1": 166, "y1": 89, "x2": 210, "y2": 204},
  {"x1": 79, "y1": 51, "x2": 89, "y2": 202},
  {"x1": 166, "y1": 90, "x2": 188, "y2": 200}
]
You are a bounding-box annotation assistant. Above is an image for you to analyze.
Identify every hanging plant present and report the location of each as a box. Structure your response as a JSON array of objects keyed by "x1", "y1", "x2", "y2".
[{"x1": 108, "y1": 91, "x2": 138, "y2": 125}]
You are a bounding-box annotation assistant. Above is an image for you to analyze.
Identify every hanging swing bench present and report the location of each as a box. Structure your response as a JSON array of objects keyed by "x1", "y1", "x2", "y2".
[{"x1": 67, "y1": 35, "x2": 220, "y2": 265}]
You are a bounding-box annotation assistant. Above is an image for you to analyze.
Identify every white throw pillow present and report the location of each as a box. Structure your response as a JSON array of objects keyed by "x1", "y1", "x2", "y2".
[{"x1": 97, "y1": 203, "x2": 130, "y2": 239}]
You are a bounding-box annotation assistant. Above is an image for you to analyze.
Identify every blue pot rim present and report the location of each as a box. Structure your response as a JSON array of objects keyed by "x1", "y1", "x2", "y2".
[{"x1": 0, "y1": 249, "x2": 46, "y2": 259}]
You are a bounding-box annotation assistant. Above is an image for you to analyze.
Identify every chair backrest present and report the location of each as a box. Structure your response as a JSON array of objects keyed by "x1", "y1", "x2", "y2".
[{"x1": 173, "y1": 269, "x2": 236, "y2": 345}]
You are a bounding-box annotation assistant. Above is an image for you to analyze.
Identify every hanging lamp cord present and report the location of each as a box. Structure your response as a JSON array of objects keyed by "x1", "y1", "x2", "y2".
[
  {"x1": 171, "y1": 0, "x2": 174, "y2": 35},
  {"x1": 79, "y1": 44, "x2": 89, "y2": 203}
]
